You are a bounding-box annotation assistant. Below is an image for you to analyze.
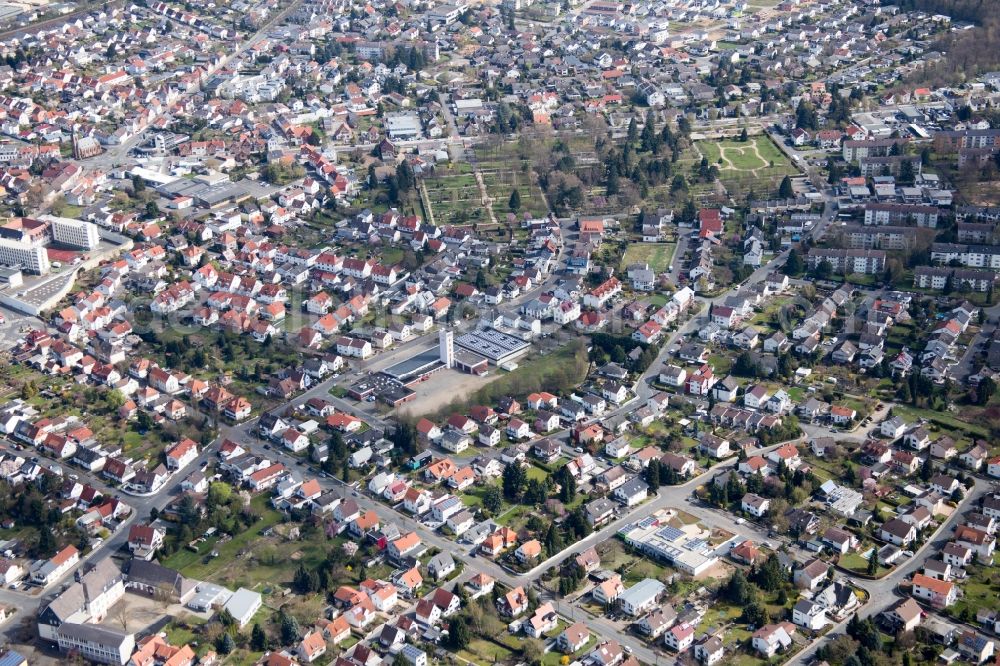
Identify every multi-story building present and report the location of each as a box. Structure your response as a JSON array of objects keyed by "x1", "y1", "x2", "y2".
[
  {"x1": 843, "y1": 138, "x2": 907, "y2": 162},
  {"x1": 863, "y1": 203, "x2": 940, "y2": 228},
  {"x1": 43, "y1": 216, "x2": 101, "y2": 250},
  {"x1": 838, "y1": 225, "x2": 918, "y2": 251},
  {"x1": 0, "y1": 238, "x2": 49, "y2": 274},
  {"x1": 806, "y1": 249, "x2": 886, "y2": 275},
  {"x1": 914, "y1": 267, "x2": 997, "y2": 293},
  {"x1": 930, "y1": 243, "x2": 1000, "y2": 269},
  {"x1": 55, "y1": 623, "x2": 134, "y2": 665}
]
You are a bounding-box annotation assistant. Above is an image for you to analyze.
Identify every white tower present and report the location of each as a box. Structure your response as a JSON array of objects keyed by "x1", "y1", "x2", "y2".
[{"x1": 439, "y1": 329, "x2": 454, "y2": 368}]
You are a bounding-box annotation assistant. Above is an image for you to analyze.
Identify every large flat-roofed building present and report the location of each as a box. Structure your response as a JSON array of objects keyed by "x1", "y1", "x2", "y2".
[
  {"x1": 0, "y1": 238, "x2": 49, "y2": 274},
  {"x1": 618, "y1": 510, "x2": 736, "y2": 576},
  {"x1": 383, "y1": 349, "x2": 445, "y2": 384},
  {"x1": 385, "y1": 113, "x2": 422, "y2": 140},
  {"x1": 454, "y1": 328, "x2": 530, "y2": 366},
  {"x1": 0, "y1": 266, "x2": 22, "y2": 288},
  {"x1": 42, "y1": 216, "x2": 100, "y2": 250},
  {"x1": 222, "y1": 587, "x2": 262, "y2": 629}
]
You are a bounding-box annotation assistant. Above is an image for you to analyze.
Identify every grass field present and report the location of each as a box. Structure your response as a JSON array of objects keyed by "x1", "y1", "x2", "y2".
[
  {"x1": 158, "y1": 495, "x2": 362, "y2": 590},
  {"x1": 696, "y1": 135, "x2": 798, "y2": 198},
  {"x1": 893, "y1": 404, "x2": 989, "y2": 439},
  {"x1": 621, "y1": 243, "x2": 677, "y2": 273}
]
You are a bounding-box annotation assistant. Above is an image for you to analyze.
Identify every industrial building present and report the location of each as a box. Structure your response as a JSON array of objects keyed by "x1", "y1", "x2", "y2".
[{"x1": 454, "y1": 328, "x2": 530, "y2": 366}]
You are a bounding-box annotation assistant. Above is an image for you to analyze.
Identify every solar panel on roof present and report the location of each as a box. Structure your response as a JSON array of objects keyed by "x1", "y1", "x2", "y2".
[{"x1": 655, "y1": 525, "x2": 684, "y2": 542}]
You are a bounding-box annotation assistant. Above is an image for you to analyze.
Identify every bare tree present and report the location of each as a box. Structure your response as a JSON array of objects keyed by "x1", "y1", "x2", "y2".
[
  {"x1": 154, "y1": 583, "x2": 174, "y2": 611},
  {"x1": 114, "y1": 601, "x2": 131, "y2": 632}
]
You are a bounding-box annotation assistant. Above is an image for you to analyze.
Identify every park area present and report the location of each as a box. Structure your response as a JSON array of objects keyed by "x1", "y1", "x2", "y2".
[
  {"x1": 621, "y1": 242, "x2": 677, "y2": 272},
  {"x1": 696, "y1": 135, "x2": 799, "y2": 199}
]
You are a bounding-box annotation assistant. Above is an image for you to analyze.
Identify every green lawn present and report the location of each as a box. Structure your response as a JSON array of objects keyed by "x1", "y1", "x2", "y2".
[
  {"x1": 161, "y1": 495, "x2": 308, "y2": 588},
  {"x1": 893, "y1": 404, "x2": 989, "y2": 438},
  {"x1": 945, "y1": 554, "x2": 1000, "y2": 621},
  {"x1": 163, "y1": 617, "x2": 206, "y2": 648},
  {"x1": 695, "y1": 135, "x2": 798, "y2": 198},
  {"x1": 840, "y1": 551, "x2": 890, "y2": 577},
  {"x1": 621, "y1": 243, "x2": 677, "y2": 273},
  {"x1": 459, "y1": 639, "x2": 514, "y2": 664},
  {"x1": 708, "y1": 354, "x2": 733, "y2": 376},
  {"x1": 526, "y1": 465, "x2": 549, "y2": 483},
  {"x1": 698, "y1": 136, "x2": 791, "y2": 172}
]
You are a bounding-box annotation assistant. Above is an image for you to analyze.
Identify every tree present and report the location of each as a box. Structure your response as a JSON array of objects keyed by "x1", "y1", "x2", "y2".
[
  {"x1": 36, "y1": 525, "x2": 56, "y2": 557},
  {"x1": 280, "y1": 612, "x2": 300, "y2": 645},
  {"x1": 251, "y1": 623, "x2": 268, "y2": 651},
  {"x1": 645, "y1": 459, "x2": 661, "y2": 488},
  {"x1": 813, "y1": 259, "x2": 833, "y2": 281},
  {"x1": 145, "y1": 201, "x2": 160, "y2": 219},
  {"x1": 216, "y1": 632, "x2": 235, "y2": 655},
  {"x1": 827, "y1": 157, "x2": 844, "y2": 184},
  {"x1": 543, "y1": 522, "x2": 563, "y2": 555},
  {"x1": 114, "y1": 601, "x2": 131, "y2": 631},
  {"x1": 750, "y1": 554, "x2": 787, "y2": 593},
  {"x1": 740, "y1": 127, "x2": 749, "y2": 142},
  {"x1": 293, "y1": 564, "x2": 315, "y2": 594},
  {"x1": 778, "y1": 175, "x2": 794, "y2": 199},
  {"x1": 976, "y1": 376, "x2": 996, "y2": 405},
  {"x1": 558, "y1": 467, "x2": 576, "y2": 504},
  {"x1": 390, "y1": 423, "x2": 419, "y2": 456},
  {"x1": 105, "y1": 389, "x2": 126, "y2": 410},
  {"x1": 920, "y1": 456, "x2": 933, "y2": 482},
  {"x1": 475, "y1": 269, "x2": 488, "y2": 290},
  {"x1": 509, "y1": 188, "x2": 521, "y2": 212},
  {"x1": 796, "y1": 100, "x2": 818, "y2": 130},
  {"x1": 446, "y1": 615, "x2": 471, "y2": 649},
  {"x1": 20, "y1": 380, "x2": 37, "y2": 400},
  {"x1": 482, "y1": 485, "x2": 504, "y2": 514},
  {"x1": 742, "y1": 600, "x2": 770, "y2": 627},
  {"x1": 733, "y1": 351, "x2": 760, "y2": 378},
  {"x1": 783, "y1": 248, "x2": 803, "y2": 276},
  {"x1": 867, "y1": 547, "x2": 878, "y2": 575},
  {"x1": 395, "y1": 161, "x2": 414, "y2": 192},
  {"x1": 722, "y1": 570, "x2": 754, "y2": 605},
  {"x1": 899, "y1": 158, "x2": 915, "y2": 185},
  {"x1": 502, "y1": 463, "x2": 527, "y2": 502}
]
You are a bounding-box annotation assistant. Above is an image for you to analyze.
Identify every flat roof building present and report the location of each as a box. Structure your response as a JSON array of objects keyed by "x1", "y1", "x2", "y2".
[
  {"x1": 222, "y1": 587, "x2": 262, "y2": 629},
  {"x1": 386, "y1": 113, "x2": 422, "y2": 140},
  {"x1": 454, "y1": 328, "x2": 530, "y2": 366}
]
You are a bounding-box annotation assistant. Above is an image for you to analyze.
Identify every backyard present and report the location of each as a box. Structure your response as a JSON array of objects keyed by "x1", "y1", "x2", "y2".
[{"x1": 621, "y1": 243, "x2": 677, "y2": 273}]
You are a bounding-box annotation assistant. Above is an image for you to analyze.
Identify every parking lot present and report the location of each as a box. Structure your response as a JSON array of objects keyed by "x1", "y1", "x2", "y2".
[{"x1": 0, "y1": 305, "x2": 42, "y2": 347}]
